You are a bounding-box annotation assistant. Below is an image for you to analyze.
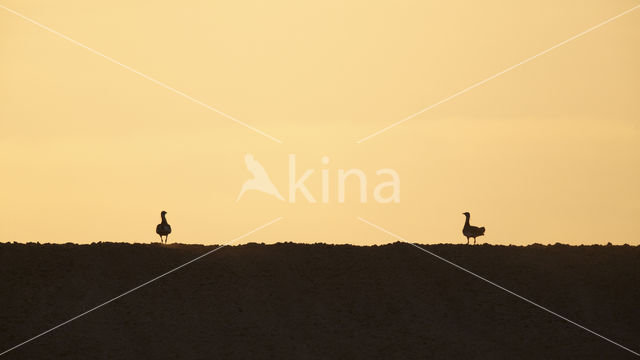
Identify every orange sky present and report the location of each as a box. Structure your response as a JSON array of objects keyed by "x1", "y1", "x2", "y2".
[{"x1": 1, "y1": 0, "x2": 639, "y2": 245}]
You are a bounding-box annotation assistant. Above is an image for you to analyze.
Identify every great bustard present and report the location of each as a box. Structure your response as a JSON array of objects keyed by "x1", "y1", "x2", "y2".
[
  {"x1": 462, "y1": 212, "x2": 485, "y2": 245},
  {"x1": 156, "y1": 211, "x2": 172, "y2": 244}
]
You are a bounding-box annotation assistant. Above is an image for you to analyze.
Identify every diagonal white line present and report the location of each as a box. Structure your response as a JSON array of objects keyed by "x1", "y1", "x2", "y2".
[
  {"x1": 357, "y1": 216, "x2": 640, "y2": 357},
  {"x1": 356, "y1": 4, "x2": 640, "y2": 144},
  {"x1": 0, "y1": 3, "x2": 283, "y2": 144},
  {"x1": 0, "y1": 216, "x2": 284, "y2": 357}
]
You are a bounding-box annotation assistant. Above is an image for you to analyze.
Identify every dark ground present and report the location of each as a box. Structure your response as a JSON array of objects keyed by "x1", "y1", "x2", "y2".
[{"x1": 1, "y1": 242, "x2": 639, "y2": 359}]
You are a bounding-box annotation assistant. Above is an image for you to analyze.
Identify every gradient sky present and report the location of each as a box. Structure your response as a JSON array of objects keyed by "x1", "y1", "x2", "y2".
[{"x1": 1, "y1": 0, "x2": 639, "y2": 245}]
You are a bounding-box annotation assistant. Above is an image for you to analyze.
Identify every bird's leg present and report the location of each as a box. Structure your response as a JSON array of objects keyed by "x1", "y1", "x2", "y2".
[
  {"x1": 466, "y1": 237, "x2": 469, "y2": 245},
  {"x1": 165, "y1": 235, "x2": 168, "y2": 244},
  {"x1": 473, "y1": 237, "x2": 477, "y2": 245}
]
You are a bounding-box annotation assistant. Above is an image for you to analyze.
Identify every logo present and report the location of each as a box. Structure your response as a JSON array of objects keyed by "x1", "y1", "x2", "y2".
[
  {"x1": 237, "y1": 154, "x2": 400, "y2": 204},
  {"x1": 236, "y1": 154, "x2": 285, "y2": 202}
]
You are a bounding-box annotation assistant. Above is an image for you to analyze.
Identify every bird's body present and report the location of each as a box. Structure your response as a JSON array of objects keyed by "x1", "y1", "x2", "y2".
[
  {"x1": 156, "y1": 211, "x2": 171, "y2": 244},
  {"x1": 462, "y1": 212, "x2": 485, "y2": 245}
]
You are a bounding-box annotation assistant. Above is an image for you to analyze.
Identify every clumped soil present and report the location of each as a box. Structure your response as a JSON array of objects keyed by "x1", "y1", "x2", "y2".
[{"x1": 1, "y1": 242, "x2": 639, "y2": 359}]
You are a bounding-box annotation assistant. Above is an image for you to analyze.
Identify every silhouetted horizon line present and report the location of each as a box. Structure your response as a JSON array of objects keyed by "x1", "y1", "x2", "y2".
[{"x1": 1, "y1": 241, "x2": 636, "y2": 248}]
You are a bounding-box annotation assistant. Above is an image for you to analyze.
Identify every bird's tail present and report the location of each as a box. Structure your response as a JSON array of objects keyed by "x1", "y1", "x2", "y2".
[{"x1": 480, "y1": 227, "x2": 486, "y2": 235}]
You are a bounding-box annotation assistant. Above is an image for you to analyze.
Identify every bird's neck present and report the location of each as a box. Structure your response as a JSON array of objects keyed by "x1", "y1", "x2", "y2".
[
  {"x1": 161, "y1": 214, "x2": 167, "y2": 224},
  {"x1": 464, "y1": 216, "x2": 470, "y2": 226}
]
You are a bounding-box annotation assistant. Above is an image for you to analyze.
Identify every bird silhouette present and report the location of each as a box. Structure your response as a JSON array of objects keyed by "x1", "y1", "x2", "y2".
[
  {"x1": 462, "y1": 212, "x2": 485, "y2": 245},
  {"x1": 156, "y1": 211, "x2": 172, "y2": 244}
]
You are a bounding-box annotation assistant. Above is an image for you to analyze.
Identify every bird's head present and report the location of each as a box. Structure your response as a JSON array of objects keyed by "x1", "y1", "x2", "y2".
[
  {"x1": 462, "y1": 212, "x2": 470, "y2": 216},
  {"x1": 161, "y1": 211, "x2": 167, "y2": 215}
]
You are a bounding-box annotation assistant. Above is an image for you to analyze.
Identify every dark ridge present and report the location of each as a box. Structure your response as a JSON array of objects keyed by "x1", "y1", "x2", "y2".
[{"x1": 1, "y1": 242, "x2": 638, "y2": 359}]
